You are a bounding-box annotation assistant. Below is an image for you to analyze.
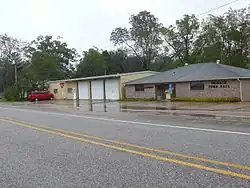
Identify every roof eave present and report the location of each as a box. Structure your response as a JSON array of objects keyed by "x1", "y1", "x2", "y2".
[
  {"x1": 48, "y1": 71, "x2": 157, "y2": 84},
  {"x1": 125, "y1": 76, "x2": 250, "y2": 85}
]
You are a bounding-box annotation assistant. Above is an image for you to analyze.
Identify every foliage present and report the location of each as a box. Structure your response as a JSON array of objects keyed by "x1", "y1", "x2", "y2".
[
  {"x1": 0, "y1": 34, "x2": 26, "y2": 91},
  {"x1": 76, "y1": 47, "x2": 105, "y2": 77},
  {"x1": 171, "y1": 97, "x2": 241, "y2": 102},
  {"x1": 161, "y1": 14, "x2": 201, "y2": 64},
  {"x1": 24, "y1": 35, "x2": 78, "y2": 89},
  {"x1": 26, "y1": 35, "x2": 78, "y2": 79},
  {"x1": 29, "y1": 52, "x2": 60, "y2": 89},
  {"x1": 110, "y1": 7, "x2": 250, "y2": 71},
  {"x1": 200, "y1": 8, "x2": 250, "y2": 67},
  {"x1": 110, "y1": 10, "x2": 163, "y2": 70},
  {"x1": 75, "y1": 48, "x2": 145, "y2": 77},
  {"x1": 4, "y1": 86, "x2": 20, "y2": 101},
  {"x1": 121, "y1": 98, "x2": 155, "y2": 102}
]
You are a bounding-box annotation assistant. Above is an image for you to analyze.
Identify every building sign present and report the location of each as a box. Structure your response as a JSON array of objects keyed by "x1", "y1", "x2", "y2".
[
  {"x1": 60, "y1": 82, "x2": 65, "y2": 88},
  {"x1": 168, "y1": 84, "x2": 172, "y2": 94}
]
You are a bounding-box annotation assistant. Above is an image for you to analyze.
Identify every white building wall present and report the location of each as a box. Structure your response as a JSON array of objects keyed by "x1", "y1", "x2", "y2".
[
  {"x1": 105, "y1": 79, "x2": 120, "y2": 100},
  {"x1": 91, "y1": 80, "x2": 104, "y2": 99},
  {"x1": 79, "y1": 81, "x2": 89, "y2": 99}
]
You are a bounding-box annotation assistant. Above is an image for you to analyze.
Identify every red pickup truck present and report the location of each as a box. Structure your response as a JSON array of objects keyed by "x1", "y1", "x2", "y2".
[{"x1": 28, "y1": 91, "x2": 54, "y2": 102}]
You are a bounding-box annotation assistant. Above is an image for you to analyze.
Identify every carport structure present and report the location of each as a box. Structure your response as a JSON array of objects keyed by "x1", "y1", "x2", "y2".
[{"x1": 48, "y1": 71, "x2": 156, "y2": 101}]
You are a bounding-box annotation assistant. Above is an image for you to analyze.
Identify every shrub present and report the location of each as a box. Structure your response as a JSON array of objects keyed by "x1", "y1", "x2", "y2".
[
  {"x1": 4, "y1": 86, "x2": 21, "y2": 101},
  {"x1": 121, "y1": 98, "x2": 155, "y2": 102},
  {"x1": 171, "y1": 97, "x2": 241, "y2": 102}
]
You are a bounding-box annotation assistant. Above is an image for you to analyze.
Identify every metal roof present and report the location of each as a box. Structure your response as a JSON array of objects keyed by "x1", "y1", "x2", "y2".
[
  {"x1": 125, "y1": 63, "x2": 250, "y2": 85},
  {"x1": 48, "y1": 71, "x2": 156, "y2": 83}
]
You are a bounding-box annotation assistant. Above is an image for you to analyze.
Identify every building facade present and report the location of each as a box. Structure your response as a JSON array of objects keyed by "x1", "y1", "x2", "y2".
[
  {"x1": 124, "y1": 63, "x2": 250, "y2": 102},
  {"x1": 48, "y1": 71, "x2": 156, "y2": 100},
  {"x1": 125, "y1": 79, "x2": 250, "y2": 101}
]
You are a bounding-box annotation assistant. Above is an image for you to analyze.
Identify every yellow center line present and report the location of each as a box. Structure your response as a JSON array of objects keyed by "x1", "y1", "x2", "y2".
[
  {"x1": 0, "y1": 118, "x2": 250, "y2": 180},
  {"x1": 2, "y1": 117, "x2": 250, "y2": 171}
]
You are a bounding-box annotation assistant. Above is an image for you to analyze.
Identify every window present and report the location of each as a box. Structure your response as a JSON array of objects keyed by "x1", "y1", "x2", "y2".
[
  {"x1": 209, "y1": 80, "x2": 229, "y2": 89},
  {"x1": 211, "y1": 80, "x2": 227, "y2": 85},
  {"x1": 68, "y1": 88, "x2": 73, "y2": 93},
  {"x1": 135, "y1": 84, "x2": 144, "y2": 91},
  {"x1": 53, "y1": 89, "x2": 58, "y2": 94},
  {"x1": 190, "y1": 81, "x2": 204, "y2": 90}
]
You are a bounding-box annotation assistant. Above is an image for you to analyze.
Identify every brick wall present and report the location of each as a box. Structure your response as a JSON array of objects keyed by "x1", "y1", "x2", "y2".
[
  {"x1": 176, "y1": 80, "x2": 240, "y2": 98},
  {"x1": 125, "y1": 85, "x2": 156, "y2": 99},
  {"x1": 241, "y1": 79, "x2": 250, "y2": 101}
]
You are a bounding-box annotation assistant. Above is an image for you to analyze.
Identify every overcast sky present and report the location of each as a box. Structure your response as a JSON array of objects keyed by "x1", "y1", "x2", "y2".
[{"x1": 0, "y1": 0, "x2": 249, "y2": 52}]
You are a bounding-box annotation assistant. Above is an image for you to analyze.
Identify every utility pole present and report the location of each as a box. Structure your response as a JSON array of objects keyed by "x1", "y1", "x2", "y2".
[
  {"x1": 13, "y1": 60, "x2": 18, "y2": 88},
  {"x1": 15, "y1": 63, "x2": 17, "y2": 86},
  {"x1": 0, "y1": 66, "x2": 5, "y2": 93},
  {"x1": 102, "y1": 50, "x2": 109, "y2": 75}
]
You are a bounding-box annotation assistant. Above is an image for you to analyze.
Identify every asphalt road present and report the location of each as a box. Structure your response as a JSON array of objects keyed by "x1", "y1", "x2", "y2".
[{"x1": 0, "y1": 104, "x2": 249, "y2": 187}]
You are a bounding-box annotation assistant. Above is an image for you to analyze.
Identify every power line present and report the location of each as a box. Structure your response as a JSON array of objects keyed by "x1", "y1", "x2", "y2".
[{"x1": 197, "y1": 0, "x2": 240, "y2": 16}]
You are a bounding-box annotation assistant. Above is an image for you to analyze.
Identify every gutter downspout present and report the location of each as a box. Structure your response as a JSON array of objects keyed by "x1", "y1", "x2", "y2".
[{"x1": 237, "y1": 78, "x2": 243, "y2": 101}]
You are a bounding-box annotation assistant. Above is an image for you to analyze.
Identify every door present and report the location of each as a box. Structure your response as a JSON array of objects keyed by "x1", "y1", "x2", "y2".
[
  {"x1": 91, "y1": 80, "x2": 104, "y2": 99},
  {"x1": 72, "y1": 88, "x2": 76, "y2": 100},
  {"x1": 79, "y1": 81, "x2": 89, "y2": 99},
  {"x1": 105, "y1": 79, "x2": 120, "y2": 100}
]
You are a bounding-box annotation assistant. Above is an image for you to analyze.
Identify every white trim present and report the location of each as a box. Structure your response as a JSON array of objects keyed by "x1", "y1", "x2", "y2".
[
  {"x1": 48, "y1": 71, "x2": 157, "y2": 83},
  {"x1": 126, "y1": 77, "x2": 250, "y2": 86}
]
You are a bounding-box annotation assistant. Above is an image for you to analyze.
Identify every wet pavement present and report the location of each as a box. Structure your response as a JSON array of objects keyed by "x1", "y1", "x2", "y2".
[
  {"x1": 11, "y1": 100, "x2": 250, "y2": 111},
  {"x1": 1, "y1": 100, "x2": 250, "y2": 121},
  {"x1": 23, "y1": 100, "x2": 250, "y2": 112}
]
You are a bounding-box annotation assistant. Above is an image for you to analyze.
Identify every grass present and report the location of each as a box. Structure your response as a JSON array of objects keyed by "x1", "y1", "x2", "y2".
[
  {"x1": 120, "y1": 98, "x2": 156, "y2": 102},
  {"x1": 0, "y1": 98, "x2": 14, "y2": 102}
]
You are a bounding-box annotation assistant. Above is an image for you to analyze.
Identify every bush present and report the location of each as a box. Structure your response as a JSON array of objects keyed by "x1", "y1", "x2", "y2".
[
  {"x1": 121, "y1": 98, "x2": 155, "y2": 102},
  {"x1": 4, "y1": 86, "x2": 21, "y2": 101},
  {"x1": 171, "y1": 97, "x2": 241, "y2": 102}
]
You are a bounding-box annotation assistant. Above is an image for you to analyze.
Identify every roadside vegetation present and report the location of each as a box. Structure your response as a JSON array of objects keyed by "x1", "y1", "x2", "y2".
[
  {"x1": 171, "y1": 97, "x2": 241, "y2": 102},
  {"x1": 121, "y1": 98, "x2": 156, "y2": 102},
  {"x1": 0, "y1": 6, "x2": 249, "y2": 101}
]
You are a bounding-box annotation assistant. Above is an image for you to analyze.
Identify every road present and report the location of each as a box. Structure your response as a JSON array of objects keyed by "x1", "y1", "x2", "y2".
[{"x1": 0, "y1": 104, "x2": 249, "y2": 187}]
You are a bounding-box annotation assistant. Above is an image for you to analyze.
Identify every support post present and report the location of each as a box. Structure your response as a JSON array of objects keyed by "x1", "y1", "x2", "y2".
[
  {"x1": 76, "y1": 81, "x2": 80, "y2": 108},
  {"x1": 103, "y1": 79, "x2": 107, "y2": 112},
  {"x1": 89, "y1": 80, "x2": 93, "y2": 111},
  {"x1": 238, "y1": 78, "x2": 243, "y2": 101}
]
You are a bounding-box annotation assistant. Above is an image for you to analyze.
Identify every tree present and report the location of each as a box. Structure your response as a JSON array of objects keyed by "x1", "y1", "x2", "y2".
[
  {"x1": 29, "y1": 51, "x2": 60, "y2": 89},
  {"x1": 27, "y1": 35, "x2": 78, "y2": 80},
  {"x1": 0, "y1": 34, "x2": 26, "y2": 91},
  {"x1": 161, "y1": 14, "x2": 201, "y2": 65},
  {"x1": 110, "y1": 11, "x2": 163, "y2": 70},
  {"x1": 76, "y1": 47, "x2": 105, "y2": 77},
  {"x1": 200, "y1": 7, "x2": 250, "y2": 68}
]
